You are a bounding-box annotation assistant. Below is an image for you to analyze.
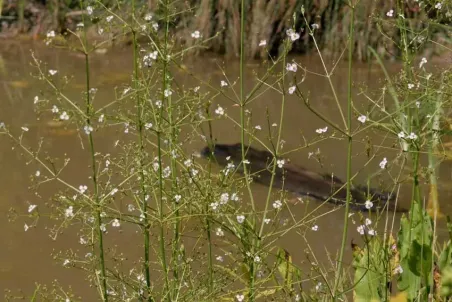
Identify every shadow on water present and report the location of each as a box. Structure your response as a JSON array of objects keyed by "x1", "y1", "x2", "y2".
[{"x1": 1, "y1": 40, "x2": 452, "y2": 298}]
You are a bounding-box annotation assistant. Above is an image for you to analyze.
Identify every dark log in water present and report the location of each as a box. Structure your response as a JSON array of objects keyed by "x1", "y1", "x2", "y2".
[{"x1": 201, "y1": 143, "x2": 402, "y2": 212}]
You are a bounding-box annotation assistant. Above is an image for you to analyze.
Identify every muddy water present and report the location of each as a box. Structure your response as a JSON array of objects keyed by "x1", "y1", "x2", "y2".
[{"x1": 1, "y1": 41, "x2": 451, "y2": 299}]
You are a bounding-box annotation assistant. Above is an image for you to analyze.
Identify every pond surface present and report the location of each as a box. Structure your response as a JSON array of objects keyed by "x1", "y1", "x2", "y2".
[{"x1": 1, "y1": 41, "x2": 451, "y2": 299}]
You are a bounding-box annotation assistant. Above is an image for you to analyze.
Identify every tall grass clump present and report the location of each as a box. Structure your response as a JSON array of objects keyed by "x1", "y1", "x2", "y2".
[{"x1": 1, "y1": 0, "x2": 452, "y2": 301}]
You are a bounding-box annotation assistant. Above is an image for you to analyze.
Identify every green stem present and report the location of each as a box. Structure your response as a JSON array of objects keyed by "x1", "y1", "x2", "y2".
[{"x1": 333, "y1": 1, "x2": 355, "y2": 299}]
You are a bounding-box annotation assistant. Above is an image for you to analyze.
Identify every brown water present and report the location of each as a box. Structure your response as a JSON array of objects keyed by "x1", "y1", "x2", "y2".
[{"x1": 1, "y1": 41, "x2": 451, "y2": 299}]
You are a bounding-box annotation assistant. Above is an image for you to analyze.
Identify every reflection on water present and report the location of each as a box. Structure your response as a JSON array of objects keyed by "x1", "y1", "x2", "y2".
[{"x1": 1, "y1": 41, "x2": 451, "y2": 298}]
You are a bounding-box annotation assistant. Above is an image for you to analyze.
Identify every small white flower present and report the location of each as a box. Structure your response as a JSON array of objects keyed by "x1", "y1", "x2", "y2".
[
  {"x1": 357, "y1": 115, "x2": 367, "y2": 123},
  {"x1": 254, "y1": 255, "x2": 261, "y2": 263},
  {"x1": 210, "y1": 202, "x2": 219, "y2": 210},
  {"x1": 264, "y1": 218, "x2": 271, "y2": 224},
  {"x1": 237, "y1": 215, "x2": 245, "y2": 224},
  {"x1": 51, "y1": 105, "x2": 59, "y2": 113},
  {"x1": 79, "y1": 237, "x2": 87, "y2": 244},
  {"x1": 112, "y1": 219, "x2": 120, "y2": 227},
  {"x1": 315, "y1": 282, "x2": 322, "y2": 291},
  {"x1": 49, "y1": 69, "x2": 58, "y2": 76},
  {"x1": 144, "y1": 13, "x2": 153, "y2": 21},
  {"x1": 110, "y1": 188, "x2": 119, "y2": 196},
  {"x1": 47, "y1": 30, "x2": 55, "y2": 38},
  {"x1": 408, "y1": 132, "x2": 418, "y2": 140},
  {"x1": 34, "y1": 96, "x2": 39, "y2": 104},
  {"x1": 98, "y1": 28, "x2": 104, "y2": 35},
  {"x1": 100, "y1": 224, "x2": 107, "y2": 232},
  {"x1": 84, "y1": 125, "x2": 93, "y2": 135},
  {"x1": 311, "y1": 23, "x2": 319, "y2": 30},
  {"x1": 408, "y1": 83, "x2": 415, "y2": 89},
  {"x1": 63, "y1": 259, "x2": 70, "y2": 266},
  {"x1": 357, "y1": 225, "x2": 365, "y2": 235},
  {"x1": 276, "y1": 159, "x2": 285, "y2": 168},
  {"x1": 286, "y1": 63, "x2": 298, "y2": 72},
  {"x1": 65, "y1": 206, "x2": 74, "y2": 218},
  {"x1": 24, "y1": 223, "x2": 29, "y2": 231},
  {"x1": 368, "y1": 229, "x2": 376, "y2": 236},
  {"x1": 394, "y1": 265, "x2": 403, "y2": 274},
  {"x1": 194, "y1": 86, "x2": 200, "y2": 92},
  {"x1": 379, "y1": 157, "x2": 388, "y2": 169},
  {"x1": 106, "y1": 15, "x2": 114, "y2": 22},
  {"x1": 254, "y1": 125, "x2": 261, "y2": 130},
  {"x1": 231, "y1": 193, "x2": 239, "y2": 202},
  {"x1": 286, "y1": 29, "x2": 300, "y2": 41},
  {"x1": 236, "y1": 294, "x2": 245, "y2": 302},
  {"x1": 216, "y1": 255, "x2": 224, "y2": 262},
  {"x1": 219, "y1": 193, "x2": 229, "y2": 205},
  {"x1": 21, "y1": 126, "x2": 29, "y2": 132},
  {"x1": 419, "y1": 57, "x2": 427, "y2": 68},
  {"x1": 386, "y1": 9, "x2": 394, "y2": 17},
  {"x1": 435, "y1": 2, "x2": 442, "y2": 9},
  {"x1": 365, "y1": 218, "x2": 372, "y2": 226},
  {"x1": 273, "y1": 200, "x2": 282, "y2": 209},
  {"x1": 315, "y1": 126, "x2": 328, "y2": 134},
  {"x1": 152, "y1": 22, "x2": 159, "y2": 31},
  {"x1": 35, "y1": 170, "x2": 40, "y2": 177},
  {"x1": 128, "y1": 204, "x2": 135, "y2": 212},
  {"x1": 28, "y1": 204, "x2": 37, "y2": 213},
  {"x1": 311, "y1": 225, "x2": 319, "y2": 231},
  {"x1": 220, "y1": 80, "x2": 228, "y2": 87},
  {"x1": 398, "y1": 131, "x2": 405, "y2": 138},
  {"x1": 364, "y1": 200, "x2": 373, "y2": 209},
  {"x1": 60, "y1": 111, "x2": 69, "y2": 120},
  {"x1": 215, "y1": 106, "x2": 225, "y2": 116},
  {"x1": 76, "y1": 22, "x2": 84, "y2": 28},
  {"x1": 79, "y1": 185, "x2": 88, "y2": 194},
  {"x1": 164, "y1": 89, "x2": 172, "y2": 97},
  {"x1": 415, "y1": 101, "x2": 420, "y2": 108},
  {"x1": 259, "y1": 40, "x2": 267, "y2": 47},
  {"x1": 216, "y1": 227, "x2": 224, "y2": 236},
  {"x1": 242, "y1": 159, "x2": 250, "y2": 164},
  {"x1": 191, "y1": 30, "x2": 201, "y2": 39},
  {"x1": 86, "y1": 6, "x2": 93, "y2": 15},
  {"x1": 288, "y1": 85, "x2": 296, "y2": 94},
  {"x1": 155, "y1": 100, "x2": 162, "y2": 108}
]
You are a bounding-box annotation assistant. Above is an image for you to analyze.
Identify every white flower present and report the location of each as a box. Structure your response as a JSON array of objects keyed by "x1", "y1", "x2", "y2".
[
  {"x1": 164, "y1": 89, "x2": 172, "y2": 97},
  {"x1": 237, "y1": 215, "x2": 245, "y2": 224},
  {"x1": 315, "y1": 282, "x2": 322, "y2": 291},
  {"x1": 315, "y1": 126, "x2": 328, "y2": 134},
  {"x1": 215, "y1": 106, "x2": 225, "y2": 116},
  {"x1": 273, "y1": 200, "x2": 282, "y2": 209},
  {"x1": 128, "y1": 204, "x2": 135, "y2": 212},
  {"x1": 98, "y1": 28, "x2": 104, "y2": 35},
  {"x1": 408, "y1": 83, "x2": 415, "y2": 89},
  {"x1": 357, "y1": 225, "x2": 365, "y2": 235},
  {"x1": 65, "y1": 206, "x2": 74, "y2": 218},
  {"x1": 110, "y1": 188, "x2": 119, "y2": 196},
  {"x1": 415, "y1": 101, "x2": 420, "y2": 108},
  {"x1": 34, "y1": 96, "x2": 39, "y2": 104},
  {"x1": 368, "y1": 229, "x2": 376, "y2": 236},
  {"x1": 365, "y1": 218, "x2": 372, "y2": 226},
  {"x1": 49, "y1": 69, "x2": 58, "y2": 76},
  {"x1": 47, "y1": 30, "x2": 55, "y2": 38},
  {"x1": 286, "y1": 63, "x2": 298, "y2": 72},
  {"x1": 435, "y1": 2, "x2": 442, "y2": 9},
  {"x1": 357, "y1": 115, "x2": 367, "y2": 123},
  {"x1": 86, "y1": 6, "x2": 93, "y2": 15},
  {"x1": 216, "y1": 255, "x2": 224, "y2": 262},
  {"x1": 386, "y1": 9, "x2": 394, "y2": 17},
  {"x1": 231, "y1": 193, "x2": 239, "y2": 202},
  {"x1": 51, "y1": 105, "x2": 59, "y2": 113},
  {"x1": 408, "y1": 132, "x2": 418, "y2": 140},
  {"x1": 194, "y1": 86, "x2": 200, "y2": 92},
  {"x1": 100, "y1": 224, "x2": 107, "y2": 232},
  {"x1": 259, "y1": 40, "x2": 267, "y2": 47},
  {"x1": 144, "y1": 13, "x2": 153, "y2": 21},
  {"x1": 112, "y1": 219, "x2": 120, "y2": 227},
  {"x1": 286, "y1": 29, "x2": 300, "y2": 41},
  {"x1": 24, "y1": 224, "x2": 29, "y2": 231},
  {"x1": 173, "y1": 195, "x2": 181, "y2": 203},
  {"x1": 63, "y1": 259, "x2": 70, "y2": 266},
  {"x1": 364, "y1": 200, "x2": 373, "y2": 209},
  {"x1": 311, "y1": 23, "x2": 319, "y2": 30},
  {"x1": 311, "y1": 225, "x2": 319, "y2": 231},
  {"x1": 21, "y1": 126, "x2": 29, "y2": 132},
  {"x1": 419, "y1": 57, "x2": 427, "y2": 68},
  {"x1": 28, "y1": 204, "x2": 37, "y2": 213},
  {"x1": 76, "y1": 22, "x2": 84, "y2": 28},
  {"x1": 80, "y1": 237, "x2": 87, "y2": 244},
  {"x1": 277, "y1": 159, "x2": 285, "y2": 168},
  {"x1": 394, "y1": 265, "x2": 403, "y2": 274},
  {"x1": 264, "y1": 218, "x2": 271, "y2": 224},
  {"x1": 152, "y1": 22, "x2": 159, "y2": 31},
  {"x1": 106, "y1": 15, "x2": 114, "y2": 22},
  {"x1": 236, "y1": 294, "x2": 245, "y2": 302},
  {"x1": 35, "y1": 170, "x2": 40, "y2": 177},
  {"x1": 219, "y1": 193, "x2": 229, "y2": 205},
  {"x1": 220, "y1": 80, "x2": 228, "y2": 87},
  {"x1": 254, "y1": 255, "x2": 261, "y2": 263},
  {"x1": 191, "y1": 30, "x2": 201, "y2": 39},
  {"x1": 98, "y1": 114, "x2": 105, "y2": 123},
  {"x1": 155, "y1": 100, "x2": 162, "y2": 108},
  {"x1": 254, "y1": 125, "x2": 261, "y2": 130},
  {"x1": 288, "y1": 86, "x2": 296, "y2": 94},
  {"x1": 210, "y1": 202, "x2": 219, "y2": 210},
  {"x1": 79, "y1": 185, "x2": 88, "y2": 194},
  {"x1": 379, "y1": 157, "x2": 388, "y2": 169},
  {"x1": 216, "y1": 227, "x2": 224, "y2": 236},
  {"x1": 84, "y1": 125, "x2": 93, "y2": 135},
  {"x1": 398, "y1": 132, "x2": 405, "y2": 138},
  {"x1": 60, "y1": 111, "x2": 69, "y2": 120}
]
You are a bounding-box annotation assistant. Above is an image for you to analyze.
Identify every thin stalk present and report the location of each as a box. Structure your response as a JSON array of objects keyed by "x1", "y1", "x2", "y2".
[
  {"x1": 238, "y1": 1, "x2": 256, "y2": 300},
  {"x1": 130, "y1": 0, "x2": 153, "y2": 300},
  {"x1": 333, "y1": 1, "x2": 355, "y2": 299}
]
